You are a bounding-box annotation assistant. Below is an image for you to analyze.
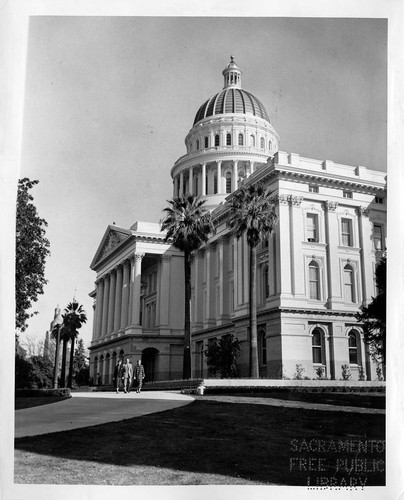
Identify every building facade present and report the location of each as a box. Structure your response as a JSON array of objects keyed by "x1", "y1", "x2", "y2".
[{"x1": 89, "y1": 58, "x2": 386, "y2": 382}]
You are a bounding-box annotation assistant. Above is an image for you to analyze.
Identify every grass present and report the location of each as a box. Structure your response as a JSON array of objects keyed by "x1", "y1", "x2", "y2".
[{"x1": 15, "y1": 398, "x2": 385, "y2": 486}]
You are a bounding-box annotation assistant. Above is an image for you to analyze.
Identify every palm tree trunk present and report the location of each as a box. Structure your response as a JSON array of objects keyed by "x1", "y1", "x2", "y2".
[
  {"x1": 249, "y1": 245, "x2": 259, "y2": 378},
  {"x1": 53, "y1": 325, "x2": 61, "y2": 388},
  {"x1": 60, "y1": 338, "x2": 68, "y2": 388},
  {"x1": 183, "y1": 250, "x2": 192, "y2": 379},
  {"x1": 67, "y1": 336, "x2": 75, "y2": 388}
]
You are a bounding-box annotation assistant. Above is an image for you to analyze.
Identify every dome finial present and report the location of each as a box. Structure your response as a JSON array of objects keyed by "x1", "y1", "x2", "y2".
[{"x1": 222, "y1": 56, "x2": 242, "y2": 89}]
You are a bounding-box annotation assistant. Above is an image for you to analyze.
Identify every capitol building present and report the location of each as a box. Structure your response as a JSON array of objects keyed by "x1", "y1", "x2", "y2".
[{"x1": 88, "y1": 57, "x2": 386, "y2": 383}]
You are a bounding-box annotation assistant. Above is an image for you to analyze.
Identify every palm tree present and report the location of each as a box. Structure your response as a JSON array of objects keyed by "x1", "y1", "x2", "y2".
[
  {"x1": 64, "y1": 299, "x2": 87, "y2": 388},
  {"x1": 161, "y1": 194, "x2": 215, "y2": 379},
  {"x1": 62, "y1": 300, "x2": 87, "y2": 388},
  {"x1": 229, "y1": 182, "x2": 277, "y2": 378}
]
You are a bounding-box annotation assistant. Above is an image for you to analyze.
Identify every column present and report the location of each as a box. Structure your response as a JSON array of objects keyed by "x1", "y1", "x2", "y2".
[
  {"x1": 179, "y1": 172, "x2": 184, "y2": 195},
  {"x1": 91, "y1": 301, "x2": 96, "y2": 341},
  {"x1": 189, "y1": 166, "x2": 194, "y2": 195},
  {"x1": 205, "y1": 246, "x2": 212, "y2": 323},
  {"x1": 218, "y1": 237, "x2": 225, "y2": 319},
  {"x1": 108, "y1": 355, "x2": 114, "y2": 384},
  {"x1": 233, "y1": 237, "x2": 238, "y2": 308},
  {"x1": 120, "y1": 259, "x2": 130, "y2": 329},
  {"x1": 130, "y1": 253, "x2": 144, "y2": 326},
  {"x1": 158, "y1": 255, "x2": 171, "y2": 328},
  {"x1": 114, "y1": 265, "x2": 123, "y2": 331},
  {"x1": 107, "y1": 269, "x2": 116, "y2": 334},
  {"x1": 94, "y1": 279, "x2": 104, "y2": 339},
  {"x1": 202, "y1": 163, "x2": 206, "y2": 195},
  {"x1": 325, "y1": 201, "x2": 342, "y2": 307},
  {"x1": 250, "y1": 161, "x2": 255, "y2": 175},
  {"x1": 358, "y1": 207, "x2": 374, "y2": 306},
  {"x1": 289, "y1": 195, "x2": 305, "y2": 296},
  {"x1": 243, "y1": 234, "x2": 249, "y2": 304},
  {"x1": 217, "y1": 161, "x2": 222, "y2": 194},
  {"x1": 232, "y1": 160, "x2": 238, "y2": 191},
  {"x1": 276, "y1": 195, "x2": 292, "y2": 298},
  {"x1": 101, "y1": 273, "x2": 110, "y2": 337}
]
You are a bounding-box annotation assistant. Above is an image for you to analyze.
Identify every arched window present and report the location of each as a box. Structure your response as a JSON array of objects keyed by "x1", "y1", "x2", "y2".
[
  {"x1": 259, "y1": 330, "x2": 267, "y2": 366},
  {"x1": 196, "y1": 139, "x2": 200, "y2": 150},
  {"x1": 343, "y1": 265, "x2": 355, "y2": 303},
  {"x1": 215, "y1": 134, "x2": 220, "y2": 146},
  {"x1": 250, "y1": 134, "x2": 255, "y2": 147},
  {"x1": 204, "y1": 136, "x2": 209, "y2": 148},
  {"x1": 213, "y1": 173, "x2": 218, "y2": 194},
  {"x1": 309, "y1": 261, "x2": 320, "y2": 300},
  {"x1": 312, "y1": 329, "x2": 323, "y2": 364},
  {"x1": 269, "y1": 140, "x2": 272, "y2": 149},
  {"x1": 348, "y1": 330, "x2": 359, "y2": 364},
  {"x1": 226, "y1": 133, "x2": 232, "y2": 146},
  {"x1": 225, "y1": 171, "x2": 232, "y2": 193},
  {"x1": 238, "y1": 133, "x2": 244, "y2": 146},
  {"x1": 260, "y1": 137, "x2": 265, "y2": 149}
]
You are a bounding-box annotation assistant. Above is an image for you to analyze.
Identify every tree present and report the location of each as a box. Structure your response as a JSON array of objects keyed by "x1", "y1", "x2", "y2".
[
  {"x1": 229, "y1": 182, "x2": 277, "y2": 378},
  {"x1": 161, "y1": 194, "x2": 215, "y2": 379},
  {"x1": 356, "y1": 256, "x2": 386, "y2": 375},
  {"x1": 15, "y1": 355, "x2": 54, "y2": 389},
  {"x1": 73, "y1": 338, "x2": 89, "y2": 386},
  {"x1": 204, "y1": 335, "x2": 241, "y2": 378},
  {"x1": 16, "y1": 178, "x2": 51, "y2": 336},
  {"x1": 61, "y1": 301, "x2": 88, "y2": 388}
]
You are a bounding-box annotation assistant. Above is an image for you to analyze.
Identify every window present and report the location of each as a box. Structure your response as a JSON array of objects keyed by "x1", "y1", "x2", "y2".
[
  {"x1": 238, "y1": 133, "x2": 243, "y2": 146},
  {"x1": 226, "y1": 133, "x2": 232, "y2": 146},
  {"x1": 196, "y1": 139, "x2": 200, "y2": 150},
  {"x1": 373, "y1": 225, "x2": 383, "y2": 251},
  {"x1": 309, "y1": 185, "x2": 319, "y2": 193},
  {"x1": 250, "y1": 134, "x2": 255, "y2": 147},
  {"x1": 375, "y1": 196, "x2": 384, "y2": 204},
  {"x1": 341, "y1": 218, "x2": 353, "y2": 247},
  {"x1": 309, "y1": 261, "x2": 320, "y2": 300},
  {"x1": 343, "y1": 190, "x2": 352, "y2": 199},
  {"x1": 269, "y1": 140, "x2": 272, "y2": 150},
  {"x1": 343, "y1": 265, "x2": 355, "y2": 303},
  {"x1": 259, "y1": 330, "x2": 267, "y2": 366},
  {"x1": 312, "y1": 329, "x2": 323, "y2": 364},
  {"x1": 225, "y1": 172, "x2": 232, "y2": 193},
  {"x1": 348, "y1": 331, "x2": 359, "y2": 364},
  {"x1": 204, "y1": 136, "x2": 209, "y2": 148},
  {"x1": 260, "y1": 137, "x2": 265, "y2": 149},
  {"x1": 215, "y1": 134, "x2": 220, "y2": 146},
  {"x1": 306, "y1": 213, "x2": 318, "y2": 242},
  {"x1": 213, "y1": 173, "x2": 218, "y2": 194}
]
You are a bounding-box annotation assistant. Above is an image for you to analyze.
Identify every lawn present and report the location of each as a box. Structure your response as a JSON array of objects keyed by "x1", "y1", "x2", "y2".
[{"x1": 15, "y1": 398, "x2": 385, "y2": 486}]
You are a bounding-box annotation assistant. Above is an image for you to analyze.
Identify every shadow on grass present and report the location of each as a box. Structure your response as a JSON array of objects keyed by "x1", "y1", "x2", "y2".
[
  {"x1": 15, "y1": 396, "x2": 71, "y2": 410},
  {"x1": 15, "y1": 400, "x2": 385, "y2": 486}
]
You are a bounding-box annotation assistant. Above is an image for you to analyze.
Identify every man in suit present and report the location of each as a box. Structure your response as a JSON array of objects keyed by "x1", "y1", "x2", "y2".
[
  {"x1": 134, "y1": 359, "x2": 145, "y2": 393},
  {"x1": 122, "y1": 358, "x2": 133, "y2": 393}
]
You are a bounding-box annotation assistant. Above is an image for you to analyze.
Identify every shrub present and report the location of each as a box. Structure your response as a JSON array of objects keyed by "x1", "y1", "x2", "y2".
[
  {"x1": 315, "y1": 366, "x2": 326, "y2": 380},
  {"x1": 358, "y1": 366, "x2": 366, "y2": 381},
  {"x1": 293, "y1": 364, "x2": 305, "y2": 380},
  {"x1": 204, "y1": 334, "x2": 240, "y2": 378},
  {"x1": 341, "y1": 364, "x2": 352, "y2": 381}
]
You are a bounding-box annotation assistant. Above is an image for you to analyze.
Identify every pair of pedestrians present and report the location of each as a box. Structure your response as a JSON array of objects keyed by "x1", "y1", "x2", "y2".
[{"x1": 113, "y1": 358, "x2": 145, "y2": 394}]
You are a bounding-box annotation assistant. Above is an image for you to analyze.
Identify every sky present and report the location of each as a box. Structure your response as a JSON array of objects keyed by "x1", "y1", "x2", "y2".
[{"x1": 20, "y1": 16, "x2": 387, "y2": 351}]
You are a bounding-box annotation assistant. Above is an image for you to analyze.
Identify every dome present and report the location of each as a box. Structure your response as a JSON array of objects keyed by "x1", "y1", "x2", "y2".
[
  {"x1": 193, "y1": 88, "x2": 271, "y2": 125},
  {"x1": 193, "y1": 56, "x2": 271, "y2": 125}
]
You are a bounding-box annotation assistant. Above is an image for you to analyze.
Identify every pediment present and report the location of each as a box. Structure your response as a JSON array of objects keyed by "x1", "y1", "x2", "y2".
[{"x1": 91, "y1": 225, "x2": 131, "y2": 269}]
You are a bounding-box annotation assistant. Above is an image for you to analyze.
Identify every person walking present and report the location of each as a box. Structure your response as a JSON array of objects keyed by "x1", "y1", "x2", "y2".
[
  {"x1": 122, "y1": 358, "x2": 133, "y2": 393},
  {"x1": 113, "y1": 359, "x2": 123, "y2": 394},
  {"x1": 134, "y1": 359, "x2": 145, "y2": 393}
]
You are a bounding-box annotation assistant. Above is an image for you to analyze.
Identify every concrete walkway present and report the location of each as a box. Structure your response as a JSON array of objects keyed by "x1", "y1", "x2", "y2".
[{"x1": 15, "y1": 391, "x2": 194, "y2": 438}]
